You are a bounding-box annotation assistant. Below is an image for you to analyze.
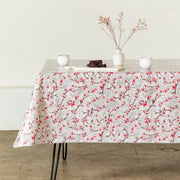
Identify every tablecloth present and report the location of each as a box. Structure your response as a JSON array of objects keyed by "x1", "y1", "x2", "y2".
[{"x1": 14, "y1": 71, "x2": 180, "y2": 147}]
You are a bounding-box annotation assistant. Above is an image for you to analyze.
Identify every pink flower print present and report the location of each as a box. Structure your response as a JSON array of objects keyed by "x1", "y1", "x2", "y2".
[
  {"x1": 75, "y1": 96, "x2": 79, "y2": 99},
  {"x1": 143, "y1": 102, "x2": 147, "y2": 107},
  {"x1": 13, "y1": 71, "x2": 180, "y2": 148},
  {"x1": 71, "y1": 102, "x2": 75, "y2": 107},
  {"x1": 147, "y1": 96, "x2": 151, "y2": 100},
  {"x1": 52, "y1": 134, "x2": 58, "y2": 139},
  {"x1": 132, "y1": 79, "x2": 136, "y2": 85},
  {"x1": 172, "y1": 84, "x2": 176, "y2": 90},
  {"x1": 100, "y1": 84, "x2": 104, "y2": 90}
]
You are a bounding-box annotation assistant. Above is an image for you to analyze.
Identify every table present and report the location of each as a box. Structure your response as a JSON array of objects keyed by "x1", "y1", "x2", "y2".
[{"x1": 14, "y1": 59, "x2": 180, "y2": 180}]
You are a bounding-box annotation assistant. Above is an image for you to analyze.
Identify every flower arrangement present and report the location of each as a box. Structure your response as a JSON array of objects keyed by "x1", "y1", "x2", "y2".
[{"x1": 98, "y1": 12, "x2": 148, "y2": 51}]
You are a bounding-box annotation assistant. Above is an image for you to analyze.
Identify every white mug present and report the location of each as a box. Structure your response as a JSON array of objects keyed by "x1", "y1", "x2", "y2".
[
  {"x1": 137, "y1": 57, "x2": 152, "y2": 69},
  {"x1": 57, "y1": 55, "x2": 70, "y2": 66}
]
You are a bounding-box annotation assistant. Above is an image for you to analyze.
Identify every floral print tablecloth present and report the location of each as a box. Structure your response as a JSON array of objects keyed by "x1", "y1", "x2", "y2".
[{"x1": 14, "y1": 72, "x2": 180, "y2": 147}]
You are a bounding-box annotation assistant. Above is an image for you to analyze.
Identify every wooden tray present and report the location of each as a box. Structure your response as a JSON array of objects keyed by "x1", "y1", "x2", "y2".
[{"x1": 64, "y1": 65, "x2": 124, "y2": 72}]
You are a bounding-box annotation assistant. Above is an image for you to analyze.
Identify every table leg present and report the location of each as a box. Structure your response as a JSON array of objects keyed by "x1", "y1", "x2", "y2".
[
  {"x1": 62, "y1": 143, "x2": 68, "y2": 160},
  {"x1": 50, "y1": 143, "x2": 61, "y2": 180},
  {"x1": 50, "y1": 144, "x2": 56, "y2": 180}
]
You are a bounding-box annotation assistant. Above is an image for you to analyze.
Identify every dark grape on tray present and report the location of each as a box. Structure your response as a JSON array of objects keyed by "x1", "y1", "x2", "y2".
[{"x1": 87, "y1": 60, "x2": 106, "y2": 68}]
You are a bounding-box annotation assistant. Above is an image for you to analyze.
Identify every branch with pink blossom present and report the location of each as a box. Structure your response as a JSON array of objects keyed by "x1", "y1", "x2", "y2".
[{"x1": 98, "y1": 12, "x2": 148, "y2": 51}]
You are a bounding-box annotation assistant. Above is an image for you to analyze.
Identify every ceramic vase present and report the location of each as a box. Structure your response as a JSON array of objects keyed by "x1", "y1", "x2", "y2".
[{"x1": 113, "y1": 49, "x2": 124, "y2": 66}]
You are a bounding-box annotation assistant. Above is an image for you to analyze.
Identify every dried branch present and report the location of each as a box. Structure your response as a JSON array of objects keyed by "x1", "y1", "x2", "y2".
[
  {"x1": 98, "y1": 12, "x2": 148, "y2": 51},
  {"x1": 120, "y1": 19, "x2": 147, "y2": 50}
]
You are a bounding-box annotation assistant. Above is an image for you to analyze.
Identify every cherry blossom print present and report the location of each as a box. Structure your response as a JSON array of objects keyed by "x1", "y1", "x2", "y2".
[{"x1": 14, "y1": 72, "x2": 180, "y2": 147}]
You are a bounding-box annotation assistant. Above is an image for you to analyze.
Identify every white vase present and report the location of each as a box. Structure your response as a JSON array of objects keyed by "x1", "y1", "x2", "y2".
[{"x1": 113, "y1": 49, "x2": 124, "y2": 66}]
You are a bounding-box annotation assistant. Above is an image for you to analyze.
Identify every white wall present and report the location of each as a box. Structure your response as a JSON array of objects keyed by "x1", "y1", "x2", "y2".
[
  {"x1": 0, "y1": 88, "x2": 32, "y2": 130},
  {"x1": 1, "y1": 0, "x2": 180, "y2": 129}
]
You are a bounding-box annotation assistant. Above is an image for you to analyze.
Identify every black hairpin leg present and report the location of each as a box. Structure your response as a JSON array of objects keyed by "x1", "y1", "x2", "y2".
[
  {"x1": 50, "y1": 143, "x2": 61, "y2": 180},
  {"x1": 62, "y1": 143, "x2": 68, "y2": 160},
  {"x1": 50, "y1": 144, "x2": 56, "y2": 180}
]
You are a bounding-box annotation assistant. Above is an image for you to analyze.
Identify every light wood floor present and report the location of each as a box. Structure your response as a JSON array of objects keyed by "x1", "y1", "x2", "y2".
[{"x1": 0, "y1": 131, "x2": 180, "y2": 180}]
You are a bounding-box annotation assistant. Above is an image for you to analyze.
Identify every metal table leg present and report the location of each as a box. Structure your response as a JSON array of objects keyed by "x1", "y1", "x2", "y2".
[
  {"x1": 50, "y1": 143, "x2": 68, "y2": 180},
  {"x1": 50, "y1": 143, "x2": 61, "y2": 180},
  {"x1": 62, "y1": 143, "x2": 68, "y2": 160},
  {"x1": 50, "y1": 144, "x2": 57, "y2": 180}
]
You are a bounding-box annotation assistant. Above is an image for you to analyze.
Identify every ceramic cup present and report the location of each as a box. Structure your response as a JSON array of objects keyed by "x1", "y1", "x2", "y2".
[
  {"x1": 57, "y1": 55, "x2": 70, "y2": 66},
  {"x1": 137, "y1": 57, "x2": 152, "y2": 70}
]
